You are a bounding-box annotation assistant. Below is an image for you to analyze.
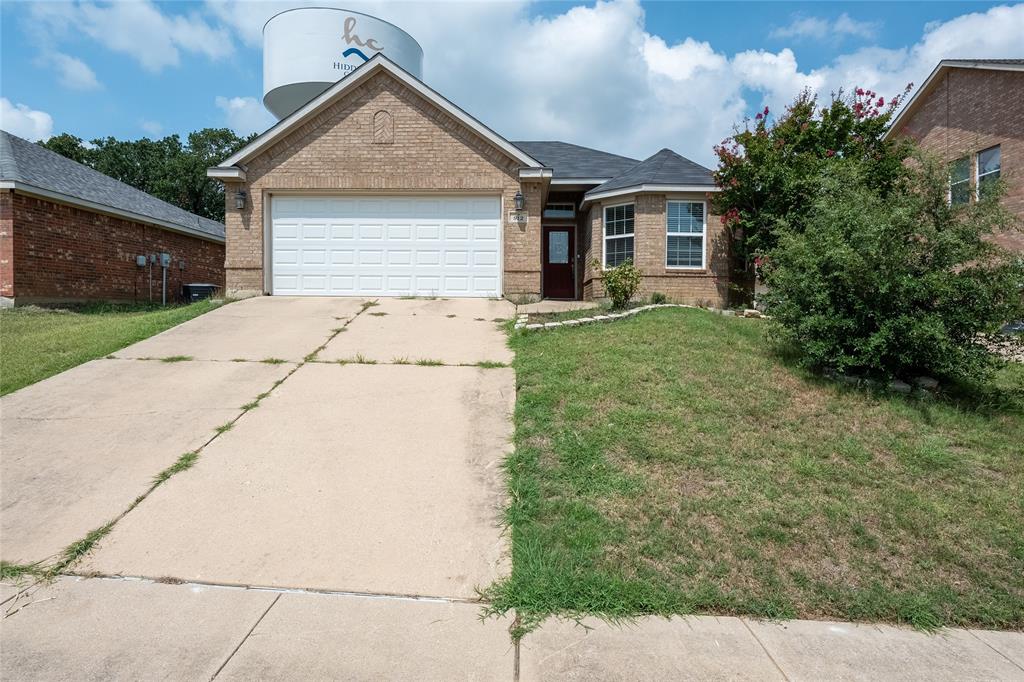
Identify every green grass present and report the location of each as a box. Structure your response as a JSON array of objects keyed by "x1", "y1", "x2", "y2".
[
  {"x1": 415, "y1": 358, "x2": 444, "y2": 366},
  {"x1": 0, "y1": 300, "x2": 223, "y2": 395},
  {"x1": 160, "y1": 355, "x2": 192, "y2": 363},
  {"x1": 485, "y1": 308, "x2": 1024, "y2": 634},
  {"x1": 152, "y1": 451, "x2": 199, "y2": 485}
]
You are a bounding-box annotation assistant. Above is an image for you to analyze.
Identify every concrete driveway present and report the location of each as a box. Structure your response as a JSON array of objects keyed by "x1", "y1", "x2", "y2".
[{"x1": 1, "y1": 296, "x2": 515, "y2": 601}]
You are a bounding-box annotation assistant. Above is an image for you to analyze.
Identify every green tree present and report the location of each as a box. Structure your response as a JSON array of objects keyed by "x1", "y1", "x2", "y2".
[
  {"x1": 763, "y1": 157, "x2": 1024, "y2": 381},
  {"x1": 39, "y1": 128, "x2": 252, "y2": 223},
  {"x1": 712, "y1": 86, "x2": 914, "y2": 302}
]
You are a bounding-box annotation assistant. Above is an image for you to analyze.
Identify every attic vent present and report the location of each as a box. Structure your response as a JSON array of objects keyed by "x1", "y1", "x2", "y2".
[{"x1": 373, "y1": 110, "x2": 394, "y2": 144}]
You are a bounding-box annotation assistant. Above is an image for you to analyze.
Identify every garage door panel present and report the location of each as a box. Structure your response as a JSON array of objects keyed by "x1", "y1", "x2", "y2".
[{"x1": 272, "y1": 196, "x2": 501, "y2": 297}]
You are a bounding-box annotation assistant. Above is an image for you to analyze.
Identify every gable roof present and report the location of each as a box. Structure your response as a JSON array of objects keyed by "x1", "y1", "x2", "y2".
[
  {"x1": 885, "y1": 58, "x2": 1024, "y2": 140},
  {"x1": 584, "y1": 148, "x2": 716, "y2": 201},
  {"x1": 1, "y1": 130, "x2": 224, "y2": 242},
  {"x1": 511, "y1": 141, "x2": 639, "y2": 180},
  {"x1": 212, "y1": 53, "x2": 542, "y2": 176}
]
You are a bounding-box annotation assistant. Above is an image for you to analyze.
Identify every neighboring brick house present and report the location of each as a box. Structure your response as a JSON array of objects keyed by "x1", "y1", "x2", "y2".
[
  {"x1": 0, "y1": 131, "x2": 225, "y2": 306},
  {"x1": 208, "y1": 54, "x2": 724, "y2": 304},
  {"x1": 885, "y1": 59, "x2": 1024, "y2": 255}
]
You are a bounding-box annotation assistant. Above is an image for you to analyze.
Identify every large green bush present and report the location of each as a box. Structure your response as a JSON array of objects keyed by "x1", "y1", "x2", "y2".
[
  {"x1": 763, "y1": 158, "x2": 1024, "y2": 381},
  {"x1": 600, "y1": 260, "x2": 642, "y2": 309}
]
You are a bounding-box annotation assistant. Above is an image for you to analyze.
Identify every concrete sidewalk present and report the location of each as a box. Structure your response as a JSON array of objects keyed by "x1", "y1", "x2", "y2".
[{"x1": 3, "y1": 577, "x2": 1021, "y2": 681}]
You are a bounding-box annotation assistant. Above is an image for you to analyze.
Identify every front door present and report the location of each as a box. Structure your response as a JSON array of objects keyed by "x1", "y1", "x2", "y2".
[{"x1": 542, "y1": 226, "x2": 575, "y2": 299}]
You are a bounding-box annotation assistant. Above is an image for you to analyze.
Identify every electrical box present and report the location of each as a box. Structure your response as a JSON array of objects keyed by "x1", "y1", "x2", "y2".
[
  {"x1": 136, "y1": 255, "x2": 146, "y2": 267},
  {"x1": 149, "y1": 254, "x2": 156, "y2": 264},
  {"x1": 178, "y1": 259, "x2": 186, "y2": 270},
  {"x1": 159, "y1": 253, "x2": 171, "y2": 267}
]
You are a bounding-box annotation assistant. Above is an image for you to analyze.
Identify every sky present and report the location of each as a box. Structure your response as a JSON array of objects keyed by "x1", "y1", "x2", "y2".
[{"x1": 1, "y1": 0, "x2": 1022, "y2": 167}]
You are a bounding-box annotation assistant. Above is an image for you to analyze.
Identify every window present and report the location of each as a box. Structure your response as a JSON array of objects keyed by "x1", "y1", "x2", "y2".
[
  {"x1": 603, "y1": 203, "x2": 634, "y2": 267},
  {"x1": 977, "y1": 146, "x2": 1001, "y2": 199},
  {"x1": 544, "y1": 203, "x2": 575, "y2": 219},
  {"x1": 950, "y1": 157, "x2": 970, "y2": 205},
  {"x1": 666, "y1": 201, "x2": 705, "y2": 268}
]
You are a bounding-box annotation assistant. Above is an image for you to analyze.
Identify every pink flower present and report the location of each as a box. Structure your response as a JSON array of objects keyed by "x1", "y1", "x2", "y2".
[
  {"x1": 755, "y1": 112, "x2": 762, "y2": 120},
  {"x1": 856, "y1": 88, "x2": 864, "y2": 96},
  {"x1": 877, "y1": 97, "x2": 884, "y2": 106},
  {"x1": 763, "y1": 106, "x2": 770, "y2": 116},
  {"x1": 825, "y1": 149, "x2": 835, "y2": 157}
]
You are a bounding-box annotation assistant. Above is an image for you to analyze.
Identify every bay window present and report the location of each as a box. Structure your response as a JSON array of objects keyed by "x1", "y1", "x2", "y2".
[
  {"x1": 666, "y1": 201, "x2": 705, "y2": 268},
  {"x1": 603, "y1": 203, "x2": 634, "y2": 267}
]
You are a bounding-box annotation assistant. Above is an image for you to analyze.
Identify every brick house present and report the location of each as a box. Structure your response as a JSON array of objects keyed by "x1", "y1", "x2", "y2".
[
  {"x1": 208, "y1": 54, "x2": 724, "y2": 304},
  {"x1": 885, "y1": 58, "x2": 1024, "y2": 255},
  {"x1": 0, "y1": 130, "x2": 225, "y2": 306}
]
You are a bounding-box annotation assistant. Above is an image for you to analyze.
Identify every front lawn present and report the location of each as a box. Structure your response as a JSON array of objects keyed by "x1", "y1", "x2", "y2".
[
  {"x1": 487, "y1": 308, "x2": 1024, "y2": 632},
  {"x1": 0, "y1": 300, "x2": 224, "y2": 395}
]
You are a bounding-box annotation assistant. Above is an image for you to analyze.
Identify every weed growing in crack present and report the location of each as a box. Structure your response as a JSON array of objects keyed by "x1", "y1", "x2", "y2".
[
  {"x1": 152, "y1": 451, "x2": 199, "y2": 485},
  {"x1": 161, "y1": 355, "x2": 192, "y2": 363}
]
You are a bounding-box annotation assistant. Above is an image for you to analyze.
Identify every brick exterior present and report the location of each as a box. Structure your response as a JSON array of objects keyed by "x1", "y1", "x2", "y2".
[
  {"x1": 2, "y1": 191, "x2": 224, "y2": 304},
  {"x1": 1, "y1": 190, "x2": 13, "y2": 298},
  {"x1": 893, "y1": 66, "x2": 1024, "y2": 253},
  {"x1": 222, "y1": 70, "x2": 542, "y2": 299},
  {"x1": 581, "y1": 193, "x2": 729, "y2": 306}
]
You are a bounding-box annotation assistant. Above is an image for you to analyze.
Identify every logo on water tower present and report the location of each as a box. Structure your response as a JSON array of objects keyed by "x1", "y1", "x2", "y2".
[{"x1": 333, "y1": 17, "x2": 382, "y2": 72}]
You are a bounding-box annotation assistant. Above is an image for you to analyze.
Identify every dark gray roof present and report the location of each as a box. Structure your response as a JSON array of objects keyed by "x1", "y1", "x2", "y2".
[
  {"x1": 948, "y1": 58, "x2": 1024, "y2": 65},
  {"x1": 585, "y1": 148, "x2": 715, "y2": 197},
  {"x1": 1, "y1": 130, "x2": 224, "y2": 241},
  {"x1": 511, "y1": 141, "x2": 639, "y2": 178}
]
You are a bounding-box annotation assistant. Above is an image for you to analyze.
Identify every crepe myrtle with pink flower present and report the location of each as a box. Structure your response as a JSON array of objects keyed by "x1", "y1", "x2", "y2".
[{"x1": 710, "y1": 85, "x2": 914, "y2": 302}]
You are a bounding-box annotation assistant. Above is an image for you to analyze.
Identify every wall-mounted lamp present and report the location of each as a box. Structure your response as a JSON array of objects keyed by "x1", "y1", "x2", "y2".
[
  {"x1": 513, "y1": 190, "x2": 524, "y2": 211},
  {"x1": 234, "y1": 189, "x2": 247, "y2": 210}
]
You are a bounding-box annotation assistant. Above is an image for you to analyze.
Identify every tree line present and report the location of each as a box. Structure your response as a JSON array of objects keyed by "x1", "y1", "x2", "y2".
[{"x1": 39, "y1": 129, "x2": 254, "y2": 223}]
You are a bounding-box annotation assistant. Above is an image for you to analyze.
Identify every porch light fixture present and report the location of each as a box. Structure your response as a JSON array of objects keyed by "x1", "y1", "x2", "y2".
[
  {"x1": 234, "y1": 189, "x2": 247, "y2": 210},
  {"x1": 513, "y1": 190, "x2": 524, "y2": 211}
]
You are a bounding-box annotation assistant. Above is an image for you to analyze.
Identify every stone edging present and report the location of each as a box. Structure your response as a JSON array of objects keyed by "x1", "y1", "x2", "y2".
[{"x1": 514, "y1": 304, "x2": 767, "y2": 331}]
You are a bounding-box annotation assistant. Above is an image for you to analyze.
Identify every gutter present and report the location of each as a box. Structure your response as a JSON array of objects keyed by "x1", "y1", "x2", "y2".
[{"x1": 0, "y1": 180, "x2": 225, "y2": 244}]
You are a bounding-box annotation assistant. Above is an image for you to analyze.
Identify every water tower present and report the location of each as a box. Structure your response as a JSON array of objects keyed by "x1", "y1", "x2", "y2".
[{"x1": 263, "y1": 8, "x2": 424, "y2": 120}]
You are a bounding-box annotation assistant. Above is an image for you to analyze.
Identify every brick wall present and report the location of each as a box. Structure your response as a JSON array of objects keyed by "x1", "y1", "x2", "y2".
[
  {"x1": 582, "y1": 193, "x2": 729, "y2": 306},
  {"x1": 1, "y1": 190, "x2": 13, "y2": 298},
  {"x1": 895, "y1": 67, "x2": 1024, "y2": 252},
  {"x1": 8, "y1": 192, "x2": 225, "y2": 303},
  {"x1": 223, "y1": 70, "x2": 541, "y2": 299}
]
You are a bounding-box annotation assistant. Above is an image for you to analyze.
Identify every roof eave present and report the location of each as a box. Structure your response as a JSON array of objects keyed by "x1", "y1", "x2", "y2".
[
  {"x1": 1, "y1": 180, "x2": 225, "y2": 244},
  {"x1": 582, "y1": 183, "x2": 720, "y2": 205},
  {"x1": 207, "y1": 166, "x2": 246, "y2": 181}
]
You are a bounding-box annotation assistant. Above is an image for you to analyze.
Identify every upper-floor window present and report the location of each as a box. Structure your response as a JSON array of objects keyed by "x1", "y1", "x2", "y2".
[
  {"x1": 543, "y1": 203, "x2": 575, "y2": 219},
  {"x1": 977, "y1": 145, "x2": 1001, "y2": 199},
  {"x1": 603, "y1": 203, "x2": 634, "y2": 268},
  {"x1": 666, "y1": 201, "x2": 706, "y2": 269},
  {"x1": 950, "y1": 157, "x2": 971, "y2": 205}
]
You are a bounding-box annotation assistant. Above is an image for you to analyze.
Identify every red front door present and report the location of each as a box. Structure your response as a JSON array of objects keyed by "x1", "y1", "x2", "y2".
[{"x1": 542, "y1": 226, "x2": 575, "y2": 299}]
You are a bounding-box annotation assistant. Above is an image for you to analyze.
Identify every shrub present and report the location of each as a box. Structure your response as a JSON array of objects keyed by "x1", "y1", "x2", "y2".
[
  {"x1": 651, "y1": 292, "x2": 668, "y2": 304},
  {"x1": 763, "y1": 157, "x2": 1024, "y2": 381},
  {"x1": 599, "y1": 260, "x2": 642, "y2": 309}
]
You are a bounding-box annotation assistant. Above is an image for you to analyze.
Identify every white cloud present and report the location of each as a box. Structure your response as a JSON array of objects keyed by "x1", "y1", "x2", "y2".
[
  {"x1": 27, "y1": 1, "x2": 234, "y2": 73},
  {"x1": 770, "y1": 13, "x2": 878, "y2": 41},
  {"x1": 140, "y1": 120, "x2": 164, "y2": 137},
  {"x1": 1, "y1": 98, "x2": 54, "y2": 141},
  {"x1": 215, "y1": 96, "x2": 276, "y2": 135},
  {"x1": 833, "y1": 14, "x2": 878, "y2": 40},
  {"x1": 46, "y1": 53, "x2": 101, "y2": 90},
  {"x1": 203, "y1": 1, "x2": 1024, "y2": 167}
]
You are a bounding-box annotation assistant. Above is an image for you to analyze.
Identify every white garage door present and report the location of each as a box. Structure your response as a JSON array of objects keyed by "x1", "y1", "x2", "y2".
[{"x1": 270, "y1": 195, "x2": 502, "y2": 297}]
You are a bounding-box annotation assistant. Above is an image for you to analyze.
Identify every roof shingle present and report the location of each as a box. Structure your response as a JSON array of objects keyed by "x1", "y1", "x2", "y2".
[
  {"x1": 585, "y1": 148, "x2": 715, "y2": 197},
  {"x1": 1, "y1": 130, "x2": 224, "y2": 241},
  {"x1": 511, "y1": 141, "x2": 640, "y2": 179}
]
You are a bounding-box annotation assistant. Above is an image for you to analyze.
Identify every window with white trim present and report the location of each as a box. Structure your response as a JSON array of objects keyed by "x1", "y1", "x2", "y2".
[
  {"x1": 977, "y1": 145, "x2": 1001, "y2": 199},
  {"x1": 603, "y1": 203, "x2": 634, "y2": 267},
  {"x1": 950, "y1": 157, "x2": 970, "y2": 205},
  {"x1": 666, "y1": 201, "x2": 705, "y2": 268}
]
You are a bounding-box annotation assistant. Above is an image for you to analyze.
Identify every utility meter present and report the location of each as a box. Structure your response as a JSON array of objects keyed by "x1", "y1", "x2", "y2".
[
  {"x1": 136, "y1": 255, "x2": 147, "y2": 267},
  {"x1": 159, "y1": 253, "x2": 171, "y2": 267}
]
